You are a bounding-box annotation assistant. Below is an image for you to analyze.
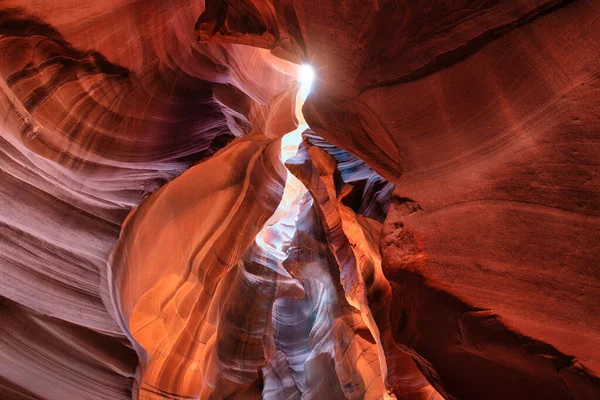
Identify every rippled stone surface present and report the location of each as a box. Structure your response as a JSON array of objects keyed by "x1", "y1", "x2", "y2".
[{"x1": 1, "y1": 1, "x2": 600, "y2": 399}]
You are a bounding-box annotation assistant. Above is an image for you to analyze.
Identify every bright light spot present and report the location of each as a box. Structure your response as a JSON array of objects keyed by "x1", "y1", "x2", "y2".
[
  {"x1": 298, "y1": 64, "x2": 315, "y2": 102},
  {"x1": 298, "y1": 64, "x2": 315, "y2": 86},
  {"x1": 296, "y1": 64, "x2": 315, "y2": 123}
]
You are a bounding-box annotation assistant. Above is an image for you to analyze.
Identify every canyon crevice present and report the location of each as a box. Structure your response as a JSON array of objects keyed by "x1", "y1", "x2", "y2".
[{"x1": 1, "y1": 1, "x2": 599, "y2": 399}]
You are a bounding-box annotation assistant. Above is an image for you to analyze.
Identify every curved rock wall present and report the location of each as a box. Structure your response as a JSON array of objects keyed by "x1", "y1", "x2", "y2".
[{"x1": 1, "y1": 1, "x2": 600, "y2": 399}]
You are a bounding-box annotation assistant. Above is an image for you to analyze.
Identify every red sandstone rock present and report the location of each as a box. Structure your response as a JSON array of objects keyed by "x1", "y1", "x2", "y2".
[{"x1": 1, "y1": 0, "x2": 599, "y2": 399}]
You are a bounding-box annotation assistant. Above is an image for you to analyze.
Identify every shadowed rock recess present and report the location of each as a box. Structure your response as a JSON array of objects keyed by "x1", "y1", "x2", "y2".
[{"x1": 1, "y1": 1, "x2": 599, "y2": 399}]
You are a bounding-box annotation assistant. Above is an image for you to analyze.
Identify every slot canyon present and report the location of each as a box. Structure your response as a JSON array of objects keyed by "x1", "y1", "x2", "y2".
[{"x1": 1, "y1": 1, "x2": 600, "y2": 399}]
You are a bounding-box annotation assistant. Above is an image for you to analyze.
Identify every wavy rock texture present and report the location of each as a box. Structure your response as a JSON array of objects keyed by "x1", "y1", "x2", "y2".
[
  {"x1": 0, "y1": 1, "x2": 294, "y2": 399},
  {"x1": 110, "y1": 133, "x2": 290, "y2": 398},
  {"x1": 1, "y1": 0, "x2": 600, "y2": 399},
  {"x1": 298, "y1": 1, "x2": 600, "y2": 399},
  {"x1": 194, "y1": 0, "x2": 600, "y2": 398},
  {"x1": 286, "y1": 137, "x2": 441, "y2": 400}
]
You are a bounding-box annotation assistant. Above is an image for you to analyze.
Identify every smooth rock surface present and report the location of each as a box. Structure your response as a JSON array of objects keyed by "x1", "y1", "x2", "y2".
[{"x1": 1, "y1": 1, "x2": 599, "y2": 399}]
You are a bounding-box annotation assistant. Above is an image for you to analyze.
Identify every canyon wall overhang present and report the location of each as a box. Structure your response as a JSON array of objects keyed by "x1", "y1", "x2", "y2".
[{"x1": 1, "y1": 1, "x2": 600, "y2": 399}]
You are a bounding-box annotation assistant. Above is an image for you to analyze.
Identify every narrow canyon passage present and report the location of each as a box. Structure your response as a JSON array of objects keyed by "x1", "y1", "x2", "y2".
[
  {"x1": 107, "y1": 55, "x2": 437, "y2": 398},
  {"x1": 1, "y1": 1, "x2": 600, "y2": 400},
  {"x1": 254, "y1": 64, "x2": 313, "y2": 261}
]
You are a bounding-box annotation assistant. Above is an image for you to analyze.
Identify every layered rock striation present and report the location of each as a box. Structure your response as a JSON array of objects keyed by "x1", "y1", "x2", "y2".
[{"x1": 1, "y1": 1, "x2": 599, "y2": 399}]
